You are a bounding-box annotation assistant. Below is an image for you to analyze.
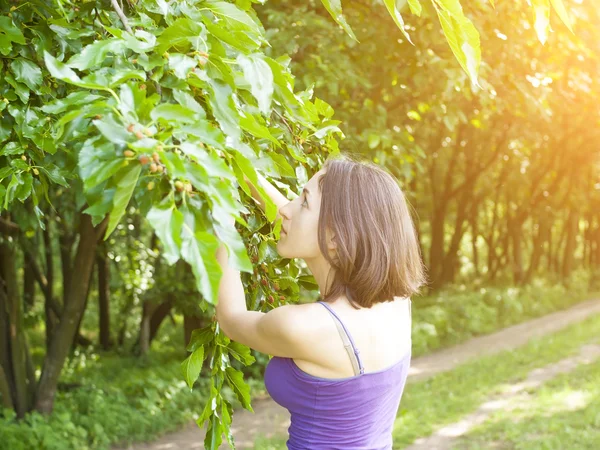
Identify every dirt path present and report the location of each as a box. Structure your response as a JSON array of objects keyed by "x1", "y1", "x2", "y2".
[
  {"x1": 405, "y1": 343, "x2": 600, "y2": 450},
  {"x1": 113, "y1": 298, "x2": 600, "y2": 450}
]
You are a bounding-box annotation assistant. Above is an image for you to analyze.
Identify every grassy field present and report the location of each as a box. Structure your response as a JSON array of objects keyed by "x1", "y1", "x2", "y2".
[
  {"x1": 452, "y1": 354, "x2": 600, "y2": 449},
  {"x1": 252, "y1": 312, "x2": 600, "y2": 449}
]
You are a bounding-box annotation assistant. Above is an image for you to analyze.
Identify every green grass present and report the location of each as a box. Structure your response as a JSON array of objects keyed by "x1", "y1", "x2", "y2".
[
  {"x1": 252, "y1": 312, "x2": 600, "y2": 449},
  {"x1": 452, "y1": 354, "x2": 600, "y2": 449}
]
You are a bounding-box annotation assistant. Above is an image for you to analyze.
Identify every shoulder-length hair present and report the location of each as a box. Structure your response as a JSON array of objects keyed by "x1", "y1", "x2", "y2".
[{"x1": 317, "y1": 153, "x2": 427, "y2": 309}]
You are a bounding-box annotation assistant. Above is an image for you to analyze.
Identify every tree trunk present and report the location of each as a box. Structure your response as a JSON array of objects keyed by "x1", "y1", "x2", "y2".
[
  {"x1": 58, "y1": 231, "x2": 73, "y2": 308},
  {"x1": 34, "y1": 214, "x2": 108, "y2": 414},
  {"x1": 0, "y1": 242, "x2": 29, "y2": 417},
  {"x1": 428, "y1": 204, "x2": 447, "y2": 288},
  {"x1": 470, "y1": 205, "x2": 480, "y2": 278},
  {"x1": 0, "y1": 363, "x2": 14, "y2": 410},
  {"x1": 149, "y1": 296, "x2": 174, "y2": 343},
  {"x1": 71, "y1": 261, "x2": 95, "y2": 352},
  {"x1": 139, "y1": 300, "x2": 158, "y2": 355},
  {"x1": 23, "y1": 258, "x2": 35, "y2": 312},
  {"x1": 525, "y1": 213, "x2": 550, "y2": 283},
  {"x1": 508, "y1": 215, "x2": 525, "y2": 285},
  {"x1": 97, "y1": 245, "x2": 111, "y2": 350},
  {"x1": 562, "y1": 207, "x2": 579, "y2": 278},
  {"x1": 43, "y1": 222, "x2": 56, "y2": 348}
]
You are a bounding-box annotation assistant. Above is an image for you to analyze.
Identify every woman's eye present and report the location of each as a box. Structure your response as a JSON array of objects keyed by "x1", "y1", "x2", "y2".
[{"x1": 301, "y1": 197, "x2": 308, "y2": 208}]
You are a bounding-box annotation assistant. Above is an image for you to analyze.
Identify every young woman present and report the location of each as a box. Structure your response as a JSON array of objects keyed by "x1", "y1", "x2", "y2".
[{"x1": 215, "y1": 153, "x2": 426, "y2": 449}]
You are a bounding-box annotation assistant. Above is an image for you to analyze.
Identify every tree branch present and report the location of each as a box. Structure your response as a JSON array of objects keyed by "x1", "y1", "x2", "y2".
[
  {"x1": 0, "y1": 218, "x2": 19, "y2": 236},
  {"x1": 110, "y1": 0, "x2": 133, "y2": 34}
]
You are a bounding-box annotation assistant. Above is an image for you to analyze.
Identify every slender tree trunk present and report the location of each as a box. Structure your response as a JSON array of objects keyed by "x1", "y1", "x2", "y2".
[
  {"x1": 0, "y1": 242, "x2": 29, "y2": 417},
  {"x1": 562, "y1": 207, "x2": 579, "y2": 278},
  {"x1": 525, "y1": 213, "x2": 550, "y2": 283},
  {"x1": 508, "y1": 217, "x2": 524, "y2": 284},
  {"x1": 35, "y1": 214, "x2": 108, "y2": 414},
  {"x1": 429, "y1": 204, "x2": 447, "y2": 288},
  {"x1": 470, "y1": 204, "x2": 480, "y2": 278},
  {"x1": 139, "y1": 300, "x2": 158, "y2": 355},
  {"x1": 58, "y1": 231, "x2": 73, "y2": 307},
  {"x1": 43, "y1": 222, "x2": 56, "y2": 348},
  {"x1": 23, "y1": 258, "x2": 35, "y2": 312},
  {"x1": 71, "y1": 262, "x2": 95, "y2": 352},
  {"x1": 0, "y1": 363, "x2": 14, "y2": 410},
  {"x1": 97, "y1": 245, "x2": 111, "y2": 350},
  {"x1": 149, "y1": 296, "x2": 174, "y2": 343}
]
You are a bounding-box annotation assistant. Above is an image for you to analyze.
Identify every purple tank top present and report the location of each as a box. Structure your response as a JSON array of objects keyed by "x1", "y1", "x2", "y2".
[{"x1": 264, "y1": 300, "x2": 411, "y2": 450}]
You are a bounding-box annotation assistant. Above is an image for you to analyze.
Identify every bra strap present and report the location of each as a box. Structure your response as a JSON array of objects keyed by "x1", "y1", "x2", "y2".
[{"x1": 317, "y1": 301, "x2": 364, "y2": 375}]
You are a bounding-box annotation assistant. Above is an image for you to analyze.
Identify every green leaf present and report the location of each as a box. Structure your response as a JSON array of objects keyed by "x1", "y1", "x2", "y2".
[
  {"x1": 180, "y1": 215, "x2": 222, "y2": 305},
  {"x1": 239, "y1": 114, "x2": 278, "y2": 145},
  {"x1": 233, "y1": 151, "x2": 276, "y2": 222},
  {"x1": 44, "y1": 51, "x2": 83, "y2": 85},
  {"x1": 237, "y1": 54, "x2": 274, "y2": 114},
  {"x1": 227, "y1": 342, "x2": 256, "y2": 365},
  {"x1": 432, "y1": 0, "x2": 481, "y2": 86},
  {"x1": 93, "y1": 116, "x2": 131, "y2": 145},
  {"x1": 169, "y1": 53, "x2": 198, "y2": 79},
  {"x1": 314, "y1": 98, "x2": 334, "y2": 118},
  {"x1": 408, "y1": 0, "x2": 422, "y2": 16},
  {"x1": 550, "y1": 0, "x2": 574, "y2": 33},
  {"x1": 67, "y1": 39, "x2": 125, "y2": 70},
  {"x1": 187, "y1": 325, "x2": 215, "y2": 352},
  {"x1": 15, "y1": 172, "x2": 33, "y2": 202},
  {"x1": 204, "y1": 1, "x2": 263, "y2": 37},
  {"x1": 181, "y1": 347, "x2": 205, "y2": 390},
  {"x1": 104, "y1": 164, "x2": 142, "y2": 239},
  {"x1": 41, "y1": 91, "x2": 104, "y2": 115},
  {"x1": 213, "y1": 221, "x2": 252, "y2": 273},
  {"x1": 10, "y1": 58, "x2": 43, "y2": 91},
  {"x1": 0, "y1": 167, "x2": 12, "y2": 181},
  {"x1": 180, "y1": 122, "x2": 226, "y2": 148},
  {"x1": 42, "y1": 166, "x2": 70, "y2": 188},
  {"x1": 0, "y1": 17, "x2": 26, "y2": 56},
  {"x1": 368, "y1": 133, "x2": 381, "y2": 149},
  {"x1": 156, "y1": 18, "x2": 206, "y2": 54},
  {"x1": 150, "y1": 103, "x2": 199, "y2": 124},
  {"x1": 267, "y1": 152, "x2": 295, "y2": 177},
  {"x1": 206, "y1": 80, "x2": 241, "y2": 140},
  {"x1": 146, "y1": 204, "x2": 184, "y2": 265},
  {"x1": 225, "y1": 367, "x2": 253, "y2": 411},
  {"x1": 1, "y1": 142, "x2": 22, "y2": 156},
  {"x1": 3, "y1": 175, "x2": 19, "y2": 209},
  {"x1": 383, "y1": 0, "x2": 413, "y2": 44},
  {"x1": 173, "y1": 89, "x2": 206, "y2": 117},
  {"x1": 320, "y1": 0, "x2": 358, "y2": 41}
]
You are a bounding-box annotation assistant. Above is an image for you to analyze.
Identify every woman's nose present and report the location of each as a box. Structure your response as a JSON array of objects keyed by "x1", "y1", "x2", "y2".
[{"x1": 278, "y1": 201, "x2": 291, "y2": 222}]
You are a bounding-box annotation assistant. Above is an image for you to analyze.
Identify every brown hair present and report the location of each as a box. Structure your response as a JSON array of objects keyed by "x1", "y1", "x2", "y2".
[{"x1": 317, "y1": 153, "x2": 427, "y2": 309}]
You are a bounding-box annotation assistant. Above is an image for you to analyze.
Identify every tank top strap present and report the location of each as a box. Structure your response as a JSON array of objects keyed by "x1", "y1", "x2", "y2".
[{"x1": 316, "y1": 301, "x2": 364, "y2": 375}]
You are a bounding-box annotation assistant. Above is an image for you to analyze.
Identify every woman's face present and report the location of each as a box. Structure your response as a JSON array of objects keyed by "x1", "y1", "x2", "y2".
[{"x1": 276, "y1": 169, "x2": 332, "y2": 261}]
